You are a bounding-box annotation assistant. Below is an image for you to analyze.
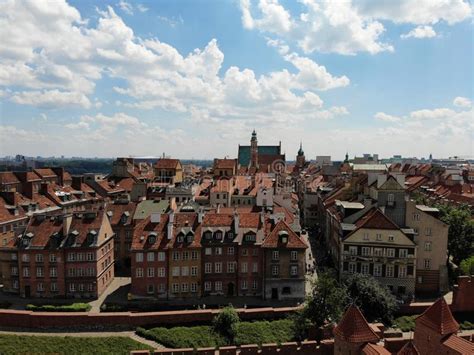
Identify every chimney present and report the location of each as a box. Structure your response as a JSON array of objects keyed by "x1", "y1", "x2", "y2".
[
  {"x1": 217, "y1": 204, "x2": 221, "y2": 213},
  {"x1": 198, "y1": 208, "x2": 204, "y2": 224},
  {"x1": 233, "y1": 210, "x2": 240, "y2": 235},
  {"x1": 1, "y1": 191, "x2": 18, "y2": 206},
  {"x1": 62, "y1": 214, "x2": 72, "y2": 236},
  {"x1": 72, "y1": 175, "x2": 84, "y2": 190},
  {"x1": 167, "y1": 211, "x2": 174, "y2": 239},
  {"x1": 40, "y1": 182, "x2": 48, "y2": 195},
  {"x1": 151, "y1": 213, "x2": 161, "y2": 224}
]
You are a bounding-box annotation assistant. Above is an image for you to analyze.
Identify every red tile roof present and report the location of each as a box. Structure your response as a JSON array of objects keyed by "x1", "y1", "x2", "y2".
[
  {"x1": 202, "y1": 213, "x2": 233, "y2": 227},
  {"x1": 442, "y1": 334, "x2": 474, "y2": 354},
  {"x1": 214, "y1": 158, "x2": 237, "y2": 170},
  {"x1": 416, "y1": 298, "x2": 459, "y2": 335},
  {"x1": 262, "y1": 219, "x2": 307, "y2": 249},
  {"x1": 68, "y1": 211, "x2": 107, "y2": 246},
  {"x1": 355, "y1": 208, "x2": 400, "y2": 230},
  {"x1": 333, "y1": 305, "x2": 379, "y2": 343},
  {"x1": 397, "y1": 341, "x2": 420, "y2": 355},
  {"x1": 362, "y1": 343, "x2": 391, "y2": 355},
  {"x1": 0, "y1": 172, "x2": 20, "y2": 185},
  {"x1": 106, "y1": 202, "x2": 137, "y2": 226},
  {"x1": 24, "y1": 215, "x2": 64, "y2": 248},
  {"x1": 155, "y1": 159, "x2": 181, "y2": 169},
  {"x1": 34, "y1": 168, "x2": 57, "y2": 178}
]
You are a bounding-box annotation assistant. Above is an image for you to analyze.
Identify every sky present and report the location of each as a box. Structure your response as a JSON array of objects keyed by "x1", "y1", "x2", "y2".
[{"x1": 0, "y1": 0, "x2": 473, "y2": 160}]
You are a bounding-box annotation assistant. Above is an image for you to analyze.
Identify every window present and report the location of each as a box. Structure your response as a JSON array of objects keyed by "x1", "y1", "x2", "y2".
[
  {"x1": 182, "y1": 251, "x2": 189, "y2": 260},
  {"x1": 205, "y1": 248, "x2": 212, "y2": 256},
  {"x1": 362, "y1": 247, "x2": 370, "y2": 256},
  {"x1": 181, "y1": 266, "x2": 189, "y2": 276},
  {"x1": 49, "y1": 254, "x2": 57, "y2": 262},
  {"x1": 147, "y1": 267, "x2": 155, "y2": 277},
  {"x1": 147, "y1": 252, "x2": 155, "y2": 262},
  {"x1": 398, "y1": 265, "x2": 407, "y2": 278},
  {"x1": 172, "y1": 283, "x2": 179, "y2": 293},
  {"x1": 290, "y1": 265, "x2": 298, "y2": 276},
  {"x1": 374, "y1": 264, "x2": 382, "y2": 277},
  {"x1": 11, "y1": 266, "x2": 18, "y2": 276},
  {"x1": 157, "y1": 252, "x2": 166, "y2": 261},
  {"x1": 22, "y1": 254, "x2": 30, "y2": 262},
  {"x1": 215, "y1": 262, "x2": 222, "y2": 273},
  {"x1": 158, "y1": 267, "x2": 165, "y2": 277},
  {"x1": 191, "y1": 266, "x2": 198, "y2": 276},
  {"x1": 374, "y1": 248, "x2": 383, "y2": 257},
  {"x1": 158, "y1": 283, "x2": 166, "y2": 293},
  {"x1": 272, "y1": 265, "x2": 279, "y2": 276},
  {"x1": 11, "y1": 253, "x2": 17, "y2": 261},
  {"x1": 349, "y1": 262, "x2": 356, "y2": 274},
  {"x1": 386, "y1": 265, "x2": 394, "y2": 277},
  {"x1": 51, "y1": 282, "x2": 58, "y2": 292},
  {"x1": 191, "y1": 251, "x2": 198, "y2": 260},
  {"x1": 23, "y1": 267, "x2": 30, "y2": 277},
  {"x1": 242, "y1": 248, "x2": 248, "y2": 256},
  {"x1": 290, "y1": 251, "x2": 298, "y2": 261},
  {"x1": 228, "y1": 247, "x2": 234, "y2": 255},
  {"x1": 215, "y1": 281, "x2": 222, "y2": 291},
  {"x1": 241, "y1": 280, "x2": 248, "y2": 290},
  {"x1": 172, "y1": 251, "x2": 179, "y2": 261},
  {"x1": 35, "y1": 254, "x2": 43, "y2": 262},
  {"x1": 181, "y1": 283, "x2": 189, "y2": 293},
  {"x1": 204, "y1": 231, "x2": 212, "y2": 240},
  {"x1": 214, "y1": 231, "x2": 223, "y2": 240},
  {"x1": 363, "y1": 233, "x2": 369, "y2": 240},
  {"x1": 88, "y1": 283, "x2": 94, "y2": 292},
  {"x1": 87, "y1": 252, "x2": 94, "y2": 261},
  {"x1": 424, "y1": 259, "x2": 431, "y2": 269},
  {"x1": 69, "y1": 283, "x2": 76, "y2": 292},
  {"x1": 78, "y1": 284, "x2": 84, "y2": 292},
  {"x1": 399, "y1": 249, "x2": 408, "y2": 258},
  {"x1": 349, "y1": 246, "x2": 357, "y2": 255},
  {"x1": 136, "y1": 268, "x2": 144, "y2": 277},
  {"x1": 376, "y1": 234, "x2": 382, "y2": 241},
  {"x1": 215, "y1": 247, "x2": 222, "y2": 256},
  {"x1": 272, "y1": 251, "x2": 279, "y2": 260},
  {"x1": 388, "y1": 235, "x2": 394, "y2": 242},
  {"x1": 12, "y1": 280, "x2": 19, "y2": 289},
  {"x1": 413, "y1": 213, "x2": 420, "y2": 221},
  {"x1": 50, "y1": 267, "x2": 57, "y2": 277},
  {"x1": 252, "y1": 280, "x2": 258, "y2": 290},
  {"x1": 227, "y1": 262, "x2": 236, "y2": 273},
  {"x1": 68, "y1": 253, "x2": 75, "y2": 261},
  {"x1": 147, "y1": 284, "x2": 154, "y2": 294},
  {"x1": 387, "y1": 248, "x2": 395, "y2": 257},
  {"x1": 136, "y1": 253, "x2": 143, "y2": 262},
  {"x1": 252, "y1": 262, "x2": 258, "y2": 273},
  {"x1": 245, "y1": 233, "x2": 256, "y2": 242},
  {"x1": 191, "y1": 283, "x2": 197, "y2": 293},
  {"x1": 425, "y1": 228, "x2": 432, "y2": 236},
  {"x1": 87, "y1": 267, "x2": 95, "y2": 276},
  {"x1": 239, "y1": 262, "x2": 247, "y2": 273},
  {"x1": 205, "y1": 263, "x2": 212, "y2": 274},
  {"x1": 424, "y1": 242, "x2": 432, "y2": 251},
  {"x1": 204, "y1": 281, "x2": 211, "y2": 291},
  {"x1": 35, "y1": 266, "x2": 43, "y2": 277},
  {"x1": 361, "y1": 263, "x2": 369, "y2": 275},
  {"x1": 37, "y1": 283, "x2": 44, "y2": 292},
  {"x1": 77, "y1": 253, "x2": 84, "y2": 261},
  {"x1": 252, "y1": 248, "x2": 258, "y2": 256},
  {"x1": 172, "y1": 266, "x2": 180, "y2": 277},
  {"x1": 387, "y1": 194, "x2": 394, "y2": 205}
]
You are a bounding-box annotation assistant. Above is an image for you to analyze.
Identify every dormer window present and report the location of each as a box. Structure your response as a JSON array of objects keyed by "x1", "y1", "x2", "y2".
[
  {"x1": 177, "y1": 232, "x2": 184, "y2": 243},
  {"x1": 204, "y1": 231, "x2": 212, "y2": 240},
  {"x1": 245, "y1": 233, "x2": 256, "y2": 242},
  {"x1": 148, "y1": 232, "x2": 157, "y2": 244},
  {"x1": 214, "y1": 231, "x2": 223, "y2": 240},
  {"x1": 87, "y1": 230, "x2": 96, "y2": 245},
  {"x1": 278, "y1": 231, "x2": 289, "y2": 244},
  {"x1": 226, "y1": 231, "x2": 234, "y2": 239},
  {"x1": 186, "y1": 232, "x2": 194, "y2": 243},
  {"x1": 120, "y1": 214, "x2": 128, "y2": 224}
]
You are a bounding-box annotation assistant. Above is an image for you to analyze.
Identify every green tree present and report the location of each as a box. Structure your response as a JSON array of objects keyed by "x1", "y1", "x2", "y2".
[
  {"x1": 212, "y1": 305, "x2": 240, "y2": 342},
  {"x1": 436, "y1": 204, "x2": 474, "y2": 265},
  {"x1": 293, "y1": 272, "x2": 348, "y2": 340},
  {"x1": 460, "y1": 256, "x2": 474, "y2": 275},
  {"x1": 344, "y1": 274, "x2": 398, "y2": 324}
]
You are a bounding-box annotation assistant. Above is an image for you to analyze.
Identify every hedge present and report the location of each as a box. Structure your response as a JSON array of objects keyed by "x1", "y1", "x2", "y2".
[{"x1": 26, "y1": 303, "x2": 91, "y2": 312}]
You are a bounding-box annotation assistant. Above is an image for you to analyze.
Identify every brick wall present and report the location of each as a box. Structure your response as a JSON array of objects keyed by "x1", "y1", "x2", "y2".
[
  {"x1": 0, "y1": 306, "x2": 298, "y2": 329},
  {"x1": 452, "y1": 275, "x2": 474, "y2": 312}
]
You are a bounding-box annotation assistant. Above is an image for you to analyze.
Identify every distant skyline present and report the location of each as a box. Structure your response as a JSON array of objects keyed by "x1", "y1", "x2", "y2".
[{"x1": 0, "y1": 0, "x2": 473, "y2": 160}]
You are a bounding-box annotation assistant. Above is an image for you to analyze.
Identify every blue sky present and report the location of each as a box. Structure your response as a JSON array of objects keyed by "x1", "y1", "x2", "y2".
[{"x1": 0, "y1": 0, "x2": 472, "y2": 159}]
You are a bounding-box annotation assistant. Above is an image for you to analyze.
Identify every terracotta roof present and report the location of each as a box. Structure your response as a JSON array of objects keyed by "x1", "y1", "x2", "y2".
[
  {"x1": 362, "y1": 343, "x2": 391, "y2": 355},
  {"x1": 163, "y1": 212, "x2": 202, "y2": 249},
  {"x1": 34, "y1": 168, "x2": 57, "y2": 178},
  {"x1": 397, "y1": 341, "x2": 420, "y2": 355},
  {"x1": 214, "y1": 158, "x2": 237, "y2": 170},
  {"x1": 0, "y1": 196, "x2": 27, "y2": 224},
  {"x1": 333, "y1": 305, "x2": 379, "y2": 343},
  {"x1": 442, "y1": 334, "x2": 474, "y2": 354},
  {"x1": 23, "y1": 215, "x2": 64, "y2": 248},
  {"x1": 110, "y1": 177, "x2": 136, "y2": 192},
  {"x1": 131, "y1": 214, "x2": 169, "y2": 250},
  {"x1": 96, "y1": 180, "x2": 125, "y2": 194},
  {"x1": 25, "y1": 172, "x2": 42, "y2": 182},
  {"x1": 355, "y1": 208, "x2": 400, "y2": 230},
  {"x1": 0, "y1": 172, "x2": 20, "y2": 185},
  {"x1": 106, "y1": 202, "x2": 137, "y2": 226},
  {"x1": 202, "y1": 213, "x2": 233, "y2": 227},
  {"x1": 416, "y1": 298, "x2": 459, "y2": 335},
  {"x1": 155, "y1": 159, "x2": 181, "y2": 169},
  {"x1": 262, "y1": 219, "x2": 307, "y2": 249},
  {"x1": 67, "y1": 210, "x2": 108, "y2": 247}
]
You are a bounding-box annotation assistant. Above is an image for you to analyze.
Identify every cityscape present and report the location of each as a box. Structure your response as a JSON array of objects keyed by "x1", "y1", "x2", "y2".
[{"x1": 0, "y1": 1, "x2": 473, "y2": 355}]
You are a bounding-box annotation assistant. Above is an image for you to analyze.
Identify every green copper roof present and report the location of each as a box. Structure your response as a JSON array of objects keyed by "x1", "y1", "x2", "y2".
[
  {"x1": 238, "y1": 145, "x2": 281, "y2": 166},
  {"x1": 133, "y1": 200, "x2": 169, "y2": 220}
]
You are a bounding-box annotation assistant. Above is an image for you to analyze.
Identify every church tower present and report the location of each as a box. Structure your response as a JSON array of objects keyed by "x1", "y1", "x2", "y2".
[
  {"x1": 250, "y1": 130, "x2": 258, "y2": 168},
  {"x1": 296, "y1": 142, "x2": 305, "y2": 169}
]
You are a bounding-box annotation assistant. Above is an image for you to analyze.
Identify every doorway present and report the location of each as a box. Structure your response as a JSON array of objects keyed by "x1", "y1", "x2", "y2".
[
  {"x1": 271, "y1": 287, "x2": 278, "y2": 300},
  {"x1": 227, "y1": 282, "x2": 235, "y2": 296},
  {"x1": 24, "y1": 285, "x2": 31, "y2": 298}
]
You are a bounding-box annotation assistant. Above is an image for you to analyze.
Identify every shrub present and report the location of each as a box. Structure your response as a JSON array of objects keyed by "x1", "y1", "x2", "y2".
[
  {"x1": 460, "y1": 256, "x2": 474, "y2": 275},
  {"x1": 213, "y1": 305, "x2": 240, "y2": 341},
  {"x1": 234, "y1": 319, "x2": 294, "y2": 346},
  {"x1": 137, "y1": 326, "x2": 226, "y2": 349},
  {"x1": 26, "y1": 303, "x2": 91, "y2": 312},
  {"x1": 392, "y1": 315, "x2": 417, "y2": 332},
  {"x1": 460, "y1": 321, "x2": 474, "y2": 330}
]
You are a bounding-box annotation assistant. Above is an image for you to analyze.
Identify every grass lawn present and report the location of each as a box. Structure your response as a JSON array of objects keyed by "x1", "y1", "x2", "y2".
[
  {"x1": 138, "y1": 319, "x2": 295, "y2": 348},
  {"x1": 0, "y1": 334, "x2": 153, "y2": 355},
  {"x1": 393, "y1": 315, "x2": 474, "y2": 332}
]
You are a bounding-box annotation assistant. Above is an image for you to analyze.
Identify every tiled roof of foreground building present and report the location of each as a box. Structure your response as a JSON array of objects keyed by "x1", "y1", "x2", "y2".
[
  {"x1": 416, "y1": 297, "x2": 459, "y2": 335},
  {"x1": 333, "y1": 305, "x2": 379, "y2": 343}
]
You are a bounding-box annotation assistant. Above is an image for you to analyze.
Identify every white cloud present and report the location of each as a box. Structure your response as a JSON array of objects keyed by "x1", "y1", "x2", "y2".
[
  {"x1": 410, "y1": 108, "x2": 457, "y2": 120},
  {"x1": 137, "y1": 4, "x2": 148, "y2": 13},
  {"x1": 401, "y1": 25, "x2": 437, "y2": 39},
  {"x1": 374, "y1": 112, "x2": 401, "y2": 122},
  {"x1": 240, "y1": 0, "x2": 472, "y2": 55},
  {"x1": 10, "y1": 90, "x2": 91, "y2": 109},
  {"x1": 453, "y1": 96, "x2": 472, "y2": 108},
  {"x1": 117, "y1": 1, "x2": 133, "y2": 15}
]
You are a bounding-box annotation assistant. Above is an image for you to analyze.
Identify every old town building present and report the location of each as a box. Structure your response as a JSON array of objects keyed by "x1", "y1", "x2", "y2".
[{"x1": 154, "y1": 159, "x2": 183, "y2": 184}]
